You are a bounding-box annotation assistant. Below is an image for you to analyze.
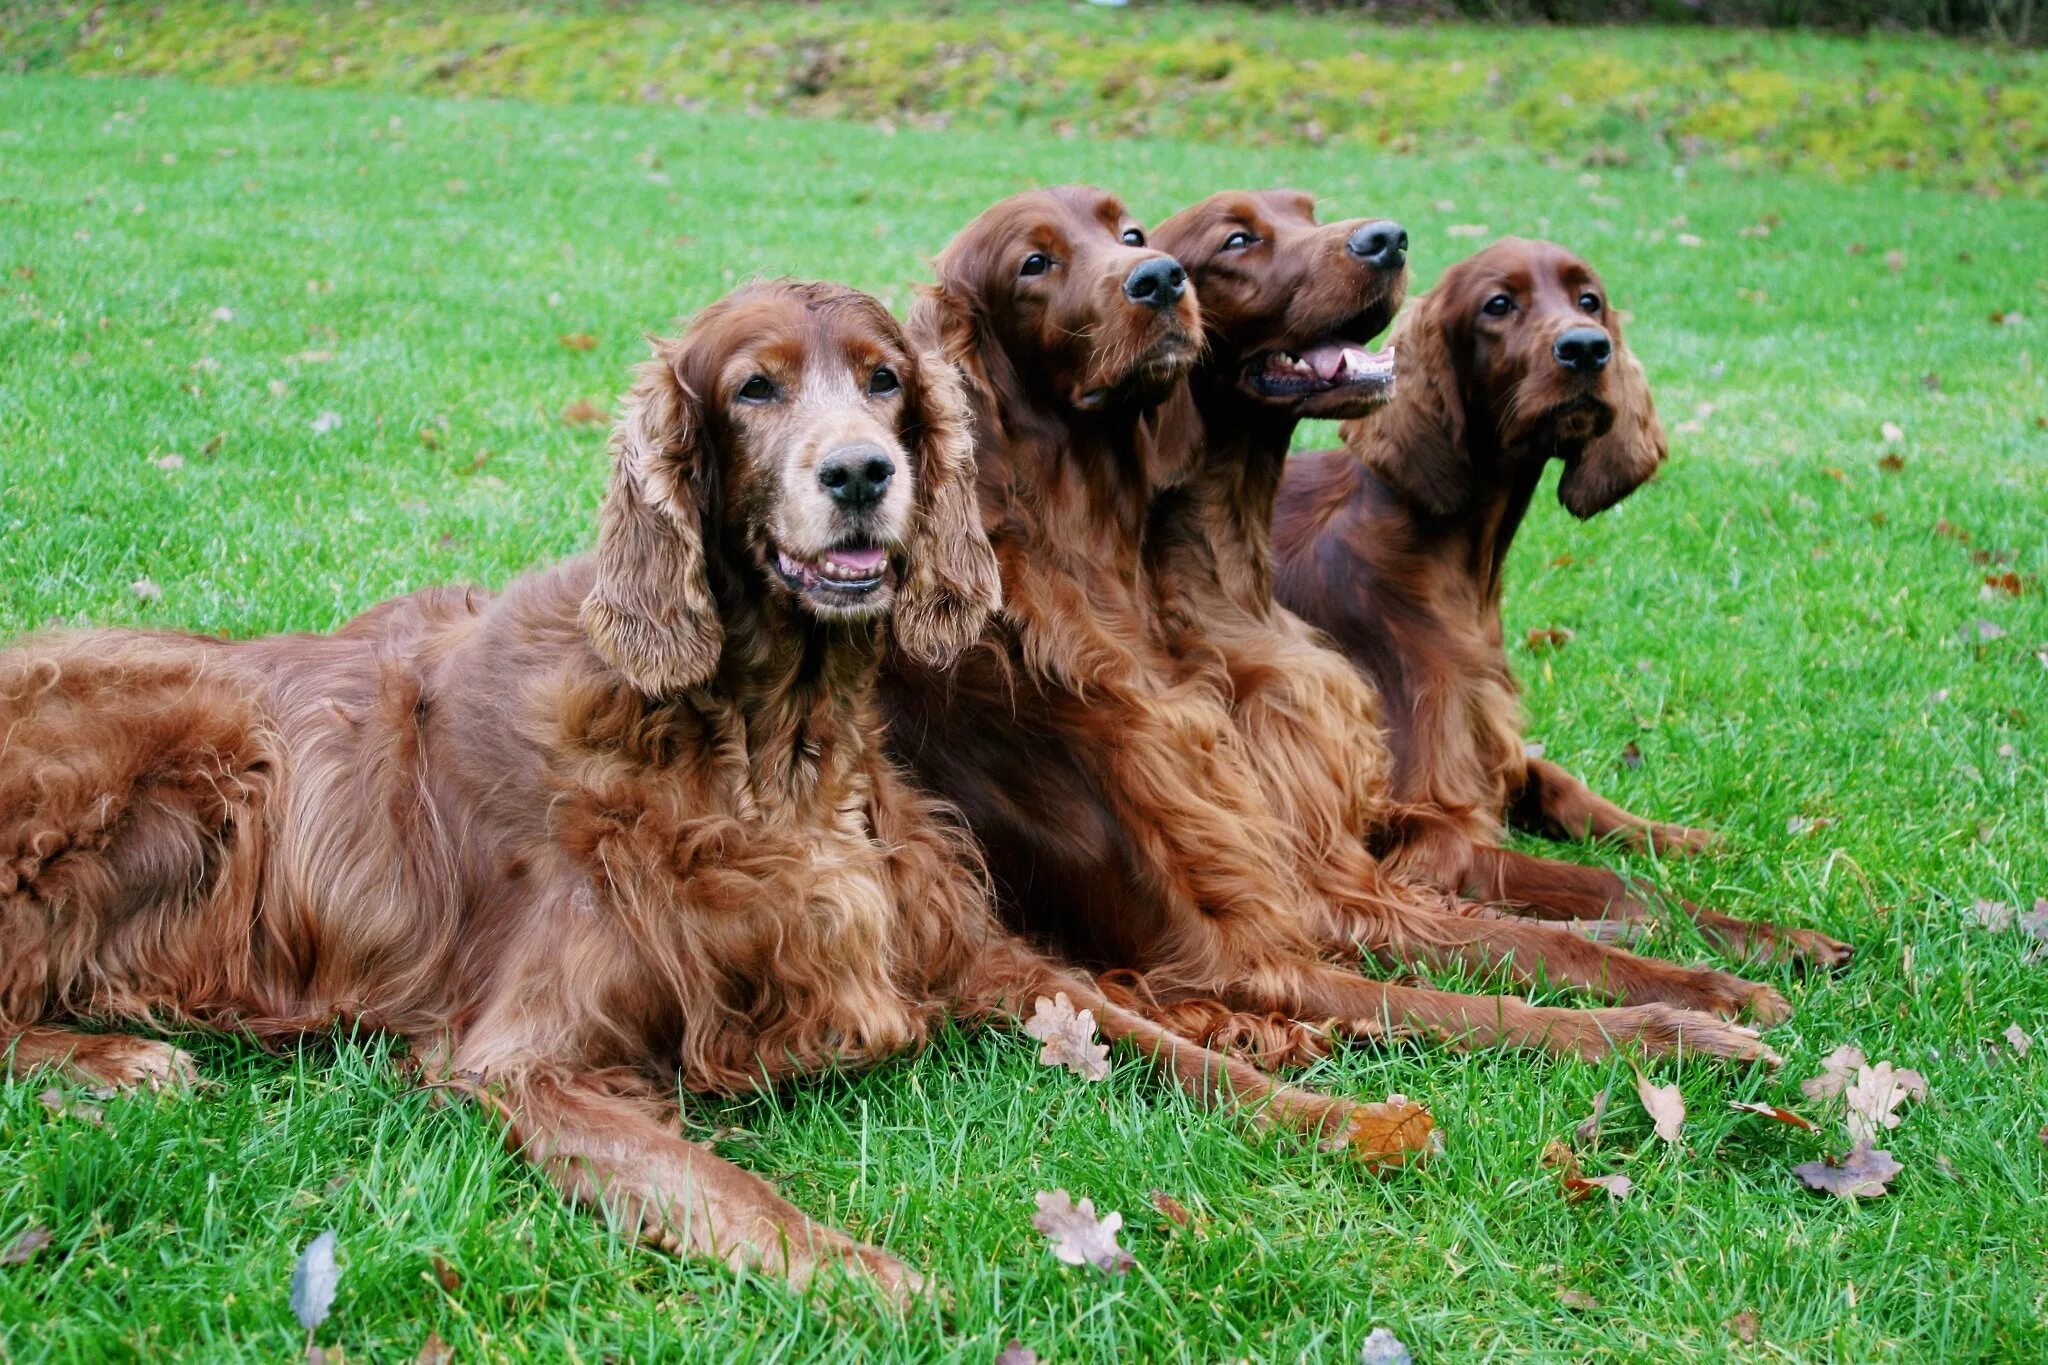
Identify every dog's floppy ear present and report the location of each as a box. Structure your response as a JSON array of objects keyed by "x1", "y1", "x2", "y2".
[
  {"x1": 893, "y1": 340, "x2": 1001, "y2": 668},
  {"x1": 1349, "y1": 291, "x2": 1470, "y2": 518},
  {"x1": 580, "y1": 342, "x2": 723, "y2": 695},
  {"x1": 1557, "y1": 343, "x2": 1666, "y2": 519}
]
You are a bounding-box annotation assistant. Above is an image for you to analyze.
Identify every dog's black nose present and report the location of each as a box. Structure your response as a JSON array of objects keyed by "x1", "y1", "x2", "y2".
[
  {"x1": 1123, "y1": 256, "x2": 1188, "y2": 309},
  {"x1": 1347, "y1": 220, "x2": 1408, "y2": 271},
  {"x1": 819, "y1": 444, "x2": 894, "y2": 509},
  {"x1": 1554, "y1": 326, "x2": 1612, "y2": 373}
]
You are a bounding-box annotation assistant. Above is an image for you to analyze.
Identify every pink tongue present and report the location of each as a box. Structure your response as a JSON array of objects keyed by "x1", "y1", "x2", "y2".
[
  {"x1": 823, "y1": 546, "x2": 887, "y2": 574},
  {"x1": 1300, "y1": 342, "x2": 1350, "y2": 382}
]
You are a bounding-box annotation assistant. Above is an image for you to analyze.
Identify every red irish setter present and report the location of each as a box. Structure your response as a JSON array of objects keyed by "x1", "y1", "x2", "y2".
[
  {"x1": 886, "y1": 186, "x2": 1782, "y2": 1069},
  {"x1": 1143, "y1": 193, "x2": 1806, "y2": 1020},
  {"x1": 1271, "y1": 238, "x2": 1850, "y2": 964},
  {"x1": 0, "y1": 280, "x2": 1397, "y2": 1300}
]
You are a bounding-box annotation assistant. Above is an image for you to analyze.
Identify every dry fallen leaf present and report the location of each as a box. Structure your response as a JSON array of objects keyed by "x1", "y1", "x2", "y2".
[
  {"x1": 1559, "y1": 1288, "x2": 1600, "y2": 1310},
  {"x1": 1525, "y1": 626, "x2": 1574, "y2": 651},
  {"x1": 994, "y1": 1342, "x2": 1038, "y2": 1365},
  {"x1": 561, "y1": 398, "x2": 609, "y2": 426},
  {"x1": 38, "y1": 1088, "x2": 105, "y2": 1126},
  {"x1": 0, "y1": 1227, "x2": 53, "y2": 1266},
  {"x1": 1023, "y1": 993, "x2": 1111, "y2": 1081},
  {"x1": 1030, "y1": 1190, "x2": 1133, "y2": 1273},
  {"x1": 1149, "y1": 1190, "x2": 1193, "y2": 1228},
  {"x1": 1567, "y1": 1174, "x2": 1633, "y2": 1202},
  {"x1": 1728, "y1": 1100, "x2": 1816, "y2": 1131},
  {"x1": 1844, "y1": 1062, "x2": 1927, "y2": 1145},
  {"x1": 1880, "y1": 421, "x2": 1904, "y2": 443},
  {"x1": 2003, "y1": 1024, "x2": 2031, "y2": 1058},
  {"x1": 290, "y1": 1230, "x2": 341, "y2": 1332},
  {"x1": 311, "y1": 411, "x2": 342, "y2": 436},
  {"x1": 1971, "y1": 899, "x2": 2017, "y2": 931},
  {"x1": 1800, "y1": 1045, "x2": 1867, "y2": 1100},
  {"x1": 1574, "y1": 1086, "x2": 1611, "y2": 1145},
  {"x1": 2022, "y1": 901, "x2": 2048, "y2": 943},
  {"x1": 1970, "y1": 619, "x2": 2009, "y2": 642},
  {"x1": 1338, "y1": 1094, "x2": 1437, "y2": 1169},
  {"x1": 1793, "y1": 1143, "x2": 1902, "y2": 1198},
  {"x1": 1619, "y1": 742, "x2": 1643, "y2": 770},
  {"x1": 154, "y1": 453, "x2": 184, "y2": 471},
  {"x1": 558, "y1": 332, "x2": 597, "y2": 351},
  {"x1": 1877, "y1": 453, "x2": 1906, "y2": 472},
  {"x1": 1728, "y1": 1310, "x2": 1760, "y2": 1343},
  {"x1": 1358, "y1": 1326, "x2": 1414, "y2": 1365},
  {"x1": 429, "y1": 1253, "x2": 461, "y2": 1293},
  {"x1": 1635, "y1": 1071, "x2": 1685, "y2": 1143},
  {"x1": 414, "y1": 1332, "x2": 452, "y2": 1365},
  {"x1": 130, "y1": 577, "x2": 163, "y2": 603}
]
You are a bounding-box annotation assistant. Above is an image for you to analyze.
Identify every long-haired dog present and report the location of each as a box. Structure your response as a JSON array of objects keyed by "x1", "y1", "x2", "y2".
[
  {"x1": 1273, "y1": 239, "x2": 1850, "y2": 966},
  {"x1": 0, "y1": 280, "x2": 1393, "y2": 1300},
  {"x1": 886, "y1": 187, "x2": 1783, "y2": 1076}
]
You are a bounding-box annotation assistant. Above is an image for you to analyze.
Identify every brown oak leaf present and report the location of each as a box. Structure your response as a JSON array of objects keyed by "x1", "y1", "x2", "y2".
[
  {"x1": 1793, "y1": 1143, "x2": 1901, "y2": 1198},
  {"x1": 1728, "y1": 1100, "x2": 1816, "y2": 1131},
  {"x1": 1030, "y1": 1190, "x2": 1133, "y2": 1273},
  {"x1": 1799, "y1": 1044, "x2": 1866, "y2": 1100},
  {"x1": 1023, "y1": 993, "x2": 1110, "y2": 1081},
  {"x1": 1844, "y1": 1062, "x2": 1927, "y2": 1145}
]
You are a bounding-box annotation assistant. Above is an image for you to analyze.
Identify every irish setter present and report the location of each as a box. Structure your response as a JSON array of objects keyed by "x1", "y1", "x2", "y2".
[
  {"x1": 1144, "y1": 192, "x2": 1806, "y2": 1018},
  {"x1": 0, "y1": 280, "x2": 1401, "y2": 1300},
  {"x1": 885, "y1": 186, "x2": 1782, "y2": 1070},
  {"x1": 1272, "y1": 239, "x2": 1851, "y2": 965}
]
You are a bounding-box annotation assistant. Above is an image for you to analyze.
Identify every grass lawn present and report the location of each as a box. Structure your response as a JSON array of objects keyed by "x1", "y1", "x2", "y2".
[{"x1": 2, "y1": 52, "x2": 2047, "y2": 1365}]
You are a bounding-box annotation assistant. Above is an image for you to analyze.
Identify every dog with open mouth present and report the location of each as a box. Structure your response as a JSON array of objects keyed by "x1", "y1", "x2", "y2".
[
  {"x1": 886, "y1": 187, "x2": 1786, "y2": 1076},
  {"x1": 1144, "y1": 194, "x2": 1797, "y2": 1031},
  {"x1": 1273, "y1": 238, "x2": 1852, "y2": 967},
  {"x1": 1, "y1": 278, "x2": 1418, "y2": 1302}
]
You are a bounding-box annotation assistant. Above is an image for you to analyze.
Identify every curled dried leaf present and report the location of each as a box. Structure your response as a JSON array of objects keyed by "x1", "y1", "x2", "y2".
[
  {"x1": 1148, "y1": 1190, "x2": 1193, "y2": 1228},
  {"x1": 1728, "y1": 1100, "x2": 1816, "y2": 1131},
  {"x1": 1358, "y1": 1326, "x2": 1414, "y2": 1365},
  {"x1": 1635, "y1": 1071, "x2": 1685, "y2": 1143}
]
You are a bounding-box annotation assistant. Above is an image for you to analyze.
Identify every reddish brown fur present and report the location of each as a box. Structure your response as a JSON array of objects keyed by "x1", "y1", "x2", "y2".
[
  {"x1": 1, "y1": 280, "x2": 1398, "y2": 1300},
  {"x1": 1147, "y1": 197, "x2": 1817, "y2": 1018},
  {"x1": 886, "y1": 188, "x2": 1787, "y2": 1071},
  {"x1": 1272, "y1": 239, "x2": 1850, "y2": 966}
]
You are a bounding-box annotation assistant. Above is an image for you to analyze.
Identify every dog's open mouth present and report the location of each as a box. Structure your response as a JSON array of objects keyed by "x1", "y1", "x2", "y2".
[
  {"x1": 774, "y1": 543, "x2": 895, "y2": 605},
  {"x1": 1244, "y1": 338, "x2": 1394, "y2": 401}
]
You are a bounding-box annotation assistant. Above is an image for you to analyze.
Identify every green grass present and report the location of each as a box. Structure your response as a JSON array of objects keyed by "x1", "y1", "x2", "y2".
[
  {"x1": 6, "y1": 0, "x2": 2047, "y2": 197},
  {"x1": 2, "y1": 57, "x2": 2047, "y2": 1365}
]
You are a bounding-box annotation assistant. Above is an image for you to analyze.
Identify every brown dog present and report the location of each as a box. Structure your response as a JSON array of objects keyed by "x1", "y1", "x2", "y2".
[
  {"x1": 1273, "y1": 239, "x2": 1850, "y2": 965},
  {"x1": 0, "y1": 280, "x2": 1391, "y2": 1299},
  {"x1": 886, "y1": 186, "x2": 1783, "y2": 1072}
]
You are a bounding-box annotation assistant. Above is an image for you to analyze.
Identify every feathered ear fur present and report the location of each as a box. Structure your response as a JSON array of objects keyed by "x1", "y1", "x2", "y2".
[
  {"x1": 892, "y1": 343, "x2": 1001, "y2": 667},
  {"x1": 1349, "y1": 291, "x2": 1470, "y2": 517},
  {"x1": 579, "y1": 344, "x2": 723, "y2": 695},
  {"x1": 1557, "y1": 344, "x2": 1666, "y2": 518}
]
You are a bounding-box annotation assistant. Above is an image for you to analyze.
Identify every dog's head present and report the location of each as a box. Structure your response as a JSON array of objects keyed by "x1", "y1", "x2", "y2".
[
  {"x1": 914, "y1": 185, "x2": 1203, "y2": 414},
  {"x1": 582, "y1": 280, "x2": 1000, "y2": 695},
  {"x1": 1353, "y1": 238, "x2": 1665, "y2": 519},
  {"x1": 1153, "y1": 189, "x2": 1406, "y2": 420}
]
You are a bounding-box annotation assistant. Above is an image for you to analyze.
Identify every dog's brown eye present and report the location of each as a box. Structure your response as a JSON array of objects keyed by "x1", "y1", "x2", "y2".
[
  {"x1": 1482, "y1": 293, "x2": 1514, "y2": 317},
  {"x1": 1020, "y1": 253, "x2": 1051, "y2": 277},
  {"x1": 738, "y1": 374, "x2": 776, "y2": 403},
  {"x1": 1579, "y1": 292, "x2": 1602, "y2": 313},
  {"x1": 868, "y1": 366, "x2": 899, "y2": 396},
  {"x1": 1223, "y1": 230, "x2": 1255, "y2": 250},
  {"x1": 1121, "y1": 228, "x2": 1145, "y2": 246}
]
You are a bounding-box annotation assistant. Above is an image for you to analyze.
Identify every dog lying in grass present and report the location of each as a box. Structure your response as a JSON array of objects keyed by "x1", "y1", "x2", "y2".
[
  {"x1": 1272, "y1": 237, "x2": 1851, "y2": 966},
  {"x1": 0, "y1": 279, "x2": 1407, "y2": 1300}
]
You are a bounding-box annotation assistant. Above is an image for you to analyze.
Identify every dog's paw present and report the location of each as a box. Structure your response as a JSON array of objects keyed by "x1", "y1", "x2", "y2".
[{"x1": 70, "y1": 1035, "x2": 199, "y2": 1091}]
